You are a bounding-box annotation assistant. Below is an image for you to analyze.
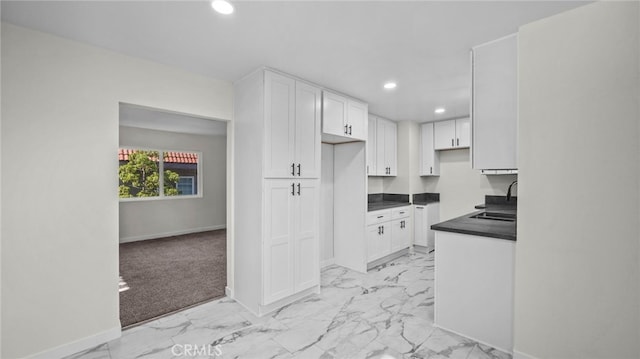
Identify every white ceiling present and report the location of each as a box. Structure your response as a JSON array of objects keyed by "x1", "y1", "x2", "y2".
[{"x1": 1, "y1": 1, "x2": 589, "y2": 122}]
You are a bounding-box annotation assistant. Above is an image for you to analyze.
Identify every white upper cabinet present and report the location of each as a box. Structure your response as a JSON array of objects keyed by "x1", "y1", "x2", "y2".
[
  {"x1": 420, "y1": 122, "x2": 440, "y2": 176},
  {"x1": 264, "y1": 72, "x2": 295, "y2": 178},
  {"x1": 375, "y1": 117, "x2": 397, "y2": 176},
  {"x1": 322, "y1": 91, "x2": 348, "y2": 138},
  {"x1": 264, "y1": 71, "x2": 321, "y2": 178},
  {"x1": 457, "y1": 118, "x2": 471, "y2": 148},
  {"x1": 367, "y1": 115, "x2": 377, "y2": 175},
  {"x1": 434, "y1": 117, "x2": 470, "y2": 150},
  {"x1": 347, "y1": 99, "x2": 367, "y2": 140},
  {"x1": 472, "y1": 34, "x2": 518, "y2": 170},
  {"x1": 322, "y1": 90, "x2": 368, "y2": 142},
  {"x1": 294, "y1": 81, "x2": 322, "y2": 178},
  {"x1": 370, "y1": 116, "x2": 397, "y2": 176}
]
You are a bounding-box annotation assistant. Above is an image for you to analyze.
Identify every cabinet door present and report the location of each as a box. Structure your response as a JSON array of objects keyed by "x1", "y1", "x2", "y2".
[
  {"x1": 385, "y1": 120, "x2": 397, "y2": 176},
  {"x1": 294, "y1": 82, "x2": 322, "y2": 178},
  {"x1": 366, "y1": 224, "x2": 382, "y2": 262},
  {"x1": 420, "y1": 123, "x2": 439, "y2": 176},
  {"x1": 264, "y1": 72, "x2": 295, "y2": 178},
  {"x1": 367, "y1": 115, "x2": 377, "y2": 175},
  {"x1": 375, "y1": 118, "x2": 387, "y2": 176},
  {"x1": 347, "y1": 100, "x2": 368, "y2": 141},
  {"x1": 426, "y1": 203, "x2": 440, "y2": 249},
  {"x1": 322, "y1": 91, "x2": 348, "y2": 137},
  {"x1": 414, "y1": 206, "x2": 427, "y2": 246},
  {"x1": 455, "y1": 117, "x2": 471, "y2": 148},
  {"x1": 391, "y1": 218, "x2": 410, "y2": 252},
  {"x1": 434, "y1": 120, "x2": 456, "y2": 150},
  {"x1": 472, "y1": 34, "x2": 517, "y2": 170},
  {"x1": 293, "y1": 180, "x2": 319, "y2": 291},
  {"x1": 367, "y1": 223, "x2": 390, "y2": 262},
  {"x1": 263, "y1": 180, "x2": 295, "y2": 304}
]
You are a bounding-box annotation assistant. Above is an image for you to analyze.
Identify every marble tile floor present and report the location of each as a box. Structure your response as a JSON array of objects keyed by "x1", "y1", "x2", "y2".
[{"x1": 65, "y1": 253, "x2": 511, "y2": 359}]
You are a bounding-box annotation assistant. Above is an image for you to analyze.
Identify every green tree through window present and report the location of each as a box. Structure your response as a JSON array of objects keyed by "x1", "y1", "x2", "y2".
[{"x1": 119, "y1": 150, "x2": 180, "y2": 198}]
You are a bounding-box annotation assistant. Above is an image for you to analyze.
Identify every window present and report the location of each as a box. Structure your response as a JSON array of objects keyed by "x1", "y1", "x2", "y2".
[
  {"x1": 176, "y1": 176, "x2": 195, "y2": 195},
  {"x1": 119, "y1": 148, "x2": 200, "y2": 200}
]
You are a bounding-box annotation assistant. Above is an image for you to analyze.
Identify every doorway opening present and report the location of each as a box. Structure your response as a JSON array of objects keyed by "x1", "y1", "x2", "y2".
[{"x1": 118, "y1": 103, "x2": 228, "y2": 327}]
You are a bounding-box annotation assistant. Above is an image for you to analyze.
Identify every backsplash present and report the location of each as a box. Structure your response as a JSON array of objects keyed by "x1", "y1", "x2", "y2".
[
  {"x1": 413, "y1": 192, "x2": 440, "y2": 203},
  {"x1": 368, "y1": 193, "x2": 410, "y2": 203}
]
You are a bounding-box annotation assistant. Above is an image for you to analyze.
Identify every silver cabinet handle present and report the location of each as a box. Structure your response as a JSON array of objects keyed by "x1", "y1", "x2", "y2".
[
  {"x1": 381, "y1": 225, "x2": 384, "y2": 234},
  {"x1": 349, "y1": 125, "x2": 352, "y2": 135},
  {"x1": 451, "y1": 138, "x2": 454, "y2": 147},
  {"x1": 378, "y1": 226, "x2": 381, "y2": 235},
  {"x1": 291, "y1": 183, "x2": 295, "y2": 195},
  {"x1": 297, "y1": 164, "x2": 301, "y2": 176},
  {"x1": 344, "y1": 124, "x2": 349, "y2": 135},
  {"x1": 297, "y1": 183, "x2": 301, "y2": 195},
  {"x1": 291, "y1": 163, "x2": 295, "y2": 176},
  {"x1": 430, "y1": 166, "x2": 432, "y2": 174},
  {"x1": 457, "y1": 138, "x2": 459, "y2": 146}
]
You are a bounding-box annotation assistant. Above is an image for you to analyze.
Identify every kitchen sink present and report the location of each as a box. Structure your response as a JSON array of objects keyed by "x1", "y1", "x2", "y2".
[{"x1": 470, "y1": 212, "x2": 516, "y2": 222}]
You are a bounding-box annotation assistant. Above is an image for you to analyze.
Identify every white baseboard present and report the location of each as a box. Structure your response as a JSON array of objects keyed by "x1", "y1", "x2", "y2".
[
  {"x1": 225, "y1": 286, "x2": 234, "y2": 298},
  {"x1": 119, "y1": 224, "x2": 226, "y2": 243},
  {"x1": 513, "y1": 350, "x2": 538, "y2": 359},
  {"x1": 28, "y1": 326, "x2": 121, "y2": 359},
  {"x1": 320, "y1": 258, "x2": 335, "y2": 268},
  {"x1": 433, "y1": 323, "x2": 512, "y2": 355}
]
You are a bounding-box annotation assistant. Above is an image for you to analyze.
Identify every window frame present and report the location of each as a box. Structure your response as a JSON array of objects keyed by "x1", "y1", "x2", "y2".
[
  {"x1": 176, "y1": 176, "x2": 196, "y2": 196},
  {"x1": 118, "y1": 147, "x2": 203, "y2": 202}
]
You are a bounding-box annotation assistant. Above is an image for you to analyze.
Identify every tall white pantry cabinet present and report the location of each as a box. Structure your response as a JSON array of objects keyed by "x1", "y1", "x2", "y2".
[{"x1": 234, "y1": 69, "x2": 321, "y2": 316}]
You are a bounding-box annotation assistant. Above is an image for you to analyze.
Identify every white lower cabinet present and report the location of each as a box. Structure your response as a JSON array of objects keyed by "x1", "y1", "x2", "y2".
[
  {"x1": 263, "y1": 179, "x2": 319, "y2": 305},
  {"x1": 366, "y1": 223, "x2": 390, "y2": 262},
  {"x1": 413, "y1": 203, "x2": 440, "y2": 250},
  {"x1": 366, "y1": 206, "x2": 411, "y2": 263},
  {"x1": 391, "y1": 217, "x2": 411, "y2": 252}
]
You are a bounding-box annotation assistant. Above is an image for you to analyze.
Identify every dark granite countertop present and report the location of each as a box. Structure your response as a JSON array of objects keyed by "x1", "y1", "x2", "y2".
[
  {"x1": 368, "y1": 201, "x2": 411, "y2": 212},
  {"x1": 431, "y1": 195, "x2": 517, "y2": 241},
  {"x1": 413, "y1": 192, "x2": 440, "y2": 206}
]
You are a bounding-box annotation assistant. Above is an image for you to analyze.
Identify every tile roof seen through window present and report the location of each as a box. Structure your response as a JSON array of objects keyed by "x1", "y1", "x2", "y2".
[{"x1": 118, "y1": 149, "x2": 198, "y2": 164}]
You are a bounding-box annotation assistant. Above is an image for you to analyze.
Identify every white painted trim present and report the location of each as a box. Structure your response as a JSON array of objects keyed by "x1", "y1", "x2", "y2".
[
  {"x1": 119, "y1": 224, "x2": 226, "y2": 243},
  {"x1": 433, "y1": 323, "x2": 512, "y2": 355},
  {"x1": 513, "y1": 350, "x2": 539, "y2": 359},
  {"x1": 27, "y1": 326, "x2": 121, "y2": 359},
  {"x1": 320, "y1": 258, "x2": 335, "y2": 268},
  {"x1": 225, "y1": 286, "x2": 234, "y2": 299},
  {"x1": 258, "y1": 286, "x2": 319, "y2": 316}
]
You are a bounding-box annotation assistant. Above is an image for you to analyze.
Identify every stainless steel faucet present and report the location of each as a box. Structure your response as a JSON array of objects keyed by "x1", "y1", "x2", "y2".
[{"x1": 507, "y1": 180, "x2": 518, "y2": 202}]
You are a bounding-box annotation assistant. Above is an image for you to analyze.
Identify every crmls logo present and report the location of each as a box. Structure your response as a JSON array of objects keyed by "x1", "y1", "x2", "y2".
[{"x1": 171, "y1": 344, "x2": 223, "y2": 357}]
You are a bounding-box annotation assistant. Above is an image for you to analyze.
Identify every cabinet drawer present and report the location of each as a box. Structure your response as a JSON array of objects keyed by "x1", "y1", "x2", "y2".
[
  {"x1": 391, "y1": 206, "x2": 411, "y2": 219},
  {"x1": 367, "y1": 209, "x2": 391, "y2": 225}
]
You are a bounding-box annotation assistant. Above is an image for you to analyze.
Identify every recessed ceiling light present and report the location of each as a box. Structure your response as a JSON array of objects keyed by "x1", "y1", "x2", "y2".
[
  {"x1": 383, "y1": 82, "x2": 397, "y2": 89},
  {"x1": 211, "y1": 0, "x2": 234, "y2": 15},
  {"x1": 435, "y1": 107, "x2": 446, "y2": 114}
]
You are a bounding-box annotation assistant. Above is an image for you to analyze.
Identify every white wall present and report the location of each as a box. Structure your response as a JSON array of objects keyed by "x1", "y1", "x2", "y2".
[
  {"x1": 422, "y1": 149, "x2": 516, "y2": 221},
  {"x1": 515, "y1": 2, "x2": 639, "y2": 358},
  {"x1": 119, "y1": 126, "x2": 226, "y2": 242},
  {"x1": 0, "y1": 23, "x2": 233, "y2": 358},
  {"x1": 320, "y1": 144, "x2": 335, "y2": 264}
]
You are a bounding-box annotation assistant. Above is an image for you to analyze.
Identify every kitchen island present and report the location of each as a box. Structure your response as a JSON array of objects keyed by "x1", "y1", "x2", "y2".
[{"x1": 431, "y1": 196, "x2": 516, "y2": 353}]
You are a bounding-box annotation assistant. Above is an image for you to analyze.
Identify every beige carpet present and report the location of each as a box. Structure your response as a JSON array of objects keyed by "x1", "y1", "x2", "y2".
[{"x1": 119, "y1": 229, "x2": 226, "y2": 327}]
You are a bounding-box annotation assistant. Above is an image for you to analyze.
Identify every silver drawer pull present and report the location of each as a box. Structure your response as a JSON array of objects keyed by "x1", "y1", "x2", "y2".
[{"x1": 377, "y1": 215, "x2": 384, "y2": 218}]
